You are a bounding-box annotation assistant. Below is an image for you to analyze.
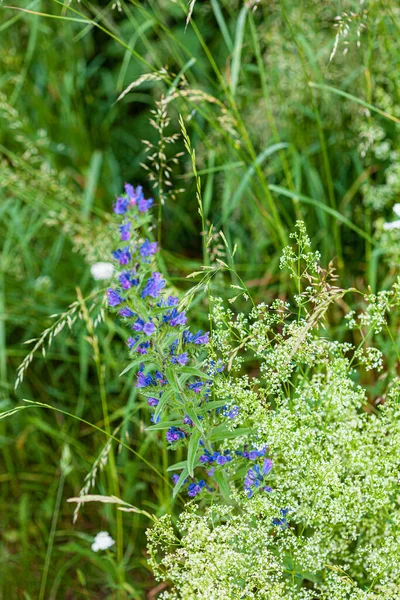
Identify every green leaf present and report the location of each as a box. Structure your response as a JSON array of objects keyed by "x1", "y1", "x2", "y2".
[
  {"x1": 119, "y1": 358, "x2": 144, "y2": 377},
  {"x1": 187, "y1": 429, "x2": 202, "y2": 477},
  {"x1": 167, "y1": 461, "x2": 187, "y2": 472},
  {"x1": 210, "y1": 426, "x2": 250, "y2": 443},
  {"x1": 181, "y1": 366, "x2": 209, "y2": 379},
  {"x1": 214, "y1": 470, "x2": 231, "y2": 501},
  {"x1": 147, "y1": 420, "x2": 182, "y2": 431},
  {"x1": 173, "y1": 465, "x2": 189, "y2": 498},
  {"x1": 230, "y1": 7, "x2": 247, "y2": 96},
  {"x1": 154, "y1": 388, "x2": 174, "y2": 420}
]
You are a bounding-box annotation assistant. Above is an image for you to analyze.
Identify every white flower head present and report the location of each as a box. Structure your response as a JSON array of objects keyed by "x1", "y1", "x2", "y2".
[
  {"x1": 90, "y1": 262, "x2": 114, "y2": 281},
  {"x1": 91, "y1": 531, "x2": 115, "y2": 552},
  {"x1": 393, "y1": 203, "x2": 400, "y2": 218},
  {"x1": 383, "y1": 220, "x2": 400, "y2": 231}
]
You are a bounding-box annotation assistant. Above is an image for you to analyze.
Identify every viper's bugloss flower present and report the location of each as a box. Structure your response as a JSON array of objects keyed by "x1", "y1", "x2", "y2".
[
  {"x1": 137, "y1": 367, "x2": 155, "y2": 388},
  {"x1": 140, "y1": 239, "x2": 158, "y2": 258},
  {"x1": 147, "y1": 397, "x2": 159, "y2": 407},
  {"x1": 119, "y1": 222, "x2": 131, "y2": 241},
  {"x1": 119, "y1": 271, "x2": 139, "y2": 290},
  {"x1": 272, "y1": 517, "x2": 288, "y2": 528},
  {"x1": 113, "y1": 197, "x2": 130, "y2": 215},
  {"x1": 183, "y1": 330, "x2": 209, "y2": 344},
  {"x1": 151, "y1": 413, "x2": 160, "y2": 424},
  {"x1": 166, "y1": 427, "x2": 185, "y2": 443},
  {"x1": 138, "y1": 197, "x2": 154, "y2": 213},
  {"x1": 225, "y1": 405, "x2": 240, "y2": 419},
  {"x1": 119, "y1": 307, "x2": 135, "y2": 318},
  {"x1": 136, "y1": 341, "x2": 150, "y2": 354},
  {"x1": 188, "y1": 380, "x2": 203, "y2": 394},
  {"x1": 200, "y1": 450, "x2": 232, "y2": 465},
  {"x1": 107, "y1": 288, "x2": 124, "y2": 307},
  {"x1": 142, "y1": 272, "x2": 166, "y2": 299},
  {"x1": 171, "y1": 474, "x2": 180, "y2": 484},
  {"x1": 113, "y1": 247, "x2": 131, "y2": 265},
  {"x1": 170, "y1": 310, "x2": 187, "y2": 327},
  {"x1": 237, "y1": 446, "x2": 268, "y2": 460},
  {"x1": 155, "y1": 371, "x2": 168, "y2": 385},
  {"x1": 183, "y1": 415, "x2": 193, "y2": 426},
  {"x1": 133, "y1": 318, "x2": 145, "y2": 331},
  {"x1": 171, "y1": 352, "x2": 189, "y2": 366},
  {"x1": 244, "y1": 458, "x2": 273, "y2": 498},
  {"x1": 127, "y1": 336, "x2": 137, "y2": 349},
  {"x1": 187, "y1": 480, "x2": 211, "y2": 497},
  {"x1": 143, "y1": 322, "x2": 156, "y2": 335},
  {"x1": 124, "y1": 183, "x2": 139, "y2": 204}
]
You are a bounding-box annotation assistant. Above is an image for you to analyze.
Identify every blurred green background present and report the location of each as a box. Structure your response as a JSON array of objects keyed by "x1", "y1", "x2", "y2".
[{"x1": 1, "y1": 0, "x2": 400, "y2": 597}]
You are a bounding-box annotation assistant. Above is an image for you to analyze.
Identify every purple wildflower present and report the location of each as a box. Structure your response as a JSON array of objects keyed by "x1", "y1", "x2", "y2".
[
  {"x1": 119, "y1": 271, "x2": 139, "y2": 290},
  {"x1": 143, "y1": 322, "x2": 156, "y2": 336},
  {"x1": 113, "y1": 247, "x2": 131, "y2": 266},
  {"x1": 132, "y1": 318, "x2": 145, "y2": 332},
  {"x1": 147, "y1": 397, "x2": 159, "y2": 407},
  {"x1": 170, "y1": 310, "x2": 187, "y2": 327},
  {"x1": 136, "y1": 366, "x2": 155, "y2": 388},
  {"x1": 113, "y1": 197, "x2": 130, "y2": 214},
  {"x1": 166, "y1": 427, "x2": 185, "y2": 443},
  {"x1": 225, "y1": 405, "x2": 240, "y2": 419},
  {"x1": 171, "y1": 474, "x2": 180, "y2": 485},
  {"x1": 119, "y1": 222, "x2": 131, "y2": 241},
  {"x1": 136, "y1": 341, "x2": 150, "y2": 355},
  {"x1": 183, "y1": 415, "x2": 193, "y2": 426},
  {"x1": 119, "y1": 307, "x2": 135, "y2": 318},
  {"x1": 107, "y1": 288, "x2": 124, "y2": 307},
  {"x1": 183, "y1": 330, "x2": 209, "y2": 345},
  {"x1": 188, "y1": 380, "x2": 204, "y2": 394},
  {"x1": 138, "y1": 197, "x2": 154, "y2": 213},
  {"x1": 187, "y1": 480, "x2": 209, "y2": 497},
  {"x1": 142, "y1": 272, "x2": 166, "y2": 299},
  {"x1": 127, "y1": 336, "x2": 138, "y2": 350},
  {"x1": 244, "y1": 458, "x2": 273, "y2": 498},
  {"x1": 139, "y1": 239, "x2": 158, "y2": 258},
  {"x1": 171, "y1": 352, "x2": 189, "y2": 366}
]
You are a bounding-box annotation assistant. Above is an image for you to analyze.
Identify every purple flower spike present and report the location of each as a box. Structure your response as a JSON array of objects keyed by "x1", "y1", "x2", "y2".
[
  {"x1": 113, "y1": 197, "x2": 130, "y2": 215},
  {"x1": 113, "y1": 247, "x2": 131, "y2": 266},
  {"x1": 139, "y1": 239, "x2": 158, "y2": 258},
  {"x1": 143, "y1": 322, "x2": 156, "y2": 336},
  {"x1": 107, "y1": 288, "x2": 124, "y2": 307}
]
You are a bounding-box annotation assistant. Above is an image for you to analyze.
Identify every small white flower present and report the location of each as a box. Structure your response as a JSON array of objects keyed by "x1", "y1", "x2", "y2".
[
  {"x1": 91, "y1": 531, "x2": 115, "y2": 552},
  {"x1": 383, "y1": 220, "x2": 400, "y2": 231},
  {"x1": 90, "y1": 262, "x2": 114, "y2": 281},
  {"x1": 393, "y1": 203, "x2": 400, "y2": 218}
]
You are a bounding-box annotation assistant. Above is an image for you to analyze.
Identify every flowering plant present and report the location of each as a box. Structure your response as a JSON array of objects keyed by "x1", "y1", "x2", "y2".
[{"x1": 106, "y1": 185, "x2": 400, "y2": 599}]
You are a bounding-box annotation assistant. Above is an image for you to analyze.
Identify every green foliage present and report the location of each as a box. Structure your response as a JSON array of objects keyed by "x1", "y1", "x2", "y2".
[{"x1": 2, "y1": 0, "x2": 400, "y2": 597}]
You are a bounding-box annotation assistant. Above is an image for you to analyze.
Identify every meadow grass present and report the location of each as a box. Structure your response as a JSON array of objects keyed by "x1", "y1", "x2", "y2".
[{"x1": 1, "y1": 0, "x2": 400, "y2": 597}]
